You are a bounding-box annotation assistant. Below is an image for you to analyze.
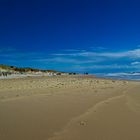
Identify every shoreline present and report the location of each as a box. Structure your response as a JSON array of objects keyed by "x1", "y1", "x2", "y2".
[{"x1": 1, "y1": 73, "x2": 140, "y2": 81}]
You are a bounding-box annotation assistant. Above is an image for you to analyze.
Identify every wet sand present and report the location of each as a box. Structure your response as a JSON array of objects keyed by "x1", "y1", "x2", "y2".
[{"x1": 0, "y1": 75, "x2": 140, "y2": 140}]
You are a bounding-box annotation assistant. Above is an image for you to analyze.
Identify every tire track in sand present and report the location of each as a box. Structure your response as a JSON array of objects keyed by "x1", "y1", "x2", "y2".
[{"x1": 48, "y1": 89, "x2": 128, "y2": 140}]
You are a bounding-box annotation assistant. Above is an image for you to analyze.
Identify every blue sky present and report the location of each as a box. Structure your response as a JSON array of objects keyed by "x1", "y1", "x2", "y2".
[{"x1": 1, "y1": 0, "x2": 140, "y2": 73}]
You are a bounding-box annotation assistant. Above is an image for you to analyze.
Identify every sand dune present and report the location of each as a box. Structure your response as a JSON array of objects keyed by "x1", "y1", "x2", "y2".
[{"x1": 0, "y1": 76, "x2": 140, "y2": 140}]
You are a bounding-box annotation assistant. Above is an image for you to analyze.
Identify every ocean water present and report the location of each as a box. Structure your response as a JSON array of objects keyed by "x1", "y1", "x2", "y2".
[{"x1": 96, "y1": 73, "x2": 140, "y2": 81}]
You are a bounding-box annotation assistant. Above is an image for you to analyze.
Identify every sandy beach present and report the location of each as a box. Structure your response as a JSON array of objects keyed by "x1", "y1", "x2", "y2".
[{"x1": 0, "y1": 75, "x2": 140, "y2": 140}]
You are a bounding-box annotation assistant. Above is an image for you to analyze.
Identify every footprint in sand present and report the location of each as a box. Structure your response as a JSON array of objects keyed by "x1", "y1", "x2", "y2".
[
  {"x1": 16, "y1": 94, "x2": 19, "y2": 97},
  {"x1": 79, "y1": 121, "x2": 87, "y2": 126},
  {"x1": 105, "y1": 101, "x2": 109, "y2": 104},
  {"x1": 94, "y1": 90, "x2": 98, "y2": 93}
]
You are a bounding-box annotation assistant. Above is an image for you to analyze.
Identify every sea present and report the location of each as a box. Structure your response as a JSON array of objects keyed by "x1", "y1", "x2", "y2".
[{"x1": 96, "y1": 73, "x2": 140, "y2": 81}]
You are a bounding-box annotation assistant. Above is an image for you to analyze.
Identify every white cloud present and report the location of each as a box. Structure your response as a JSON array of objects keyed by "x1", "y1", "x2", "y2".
[
  {"x1": 2, "y1": 47, "x2": 140, "y2": 72},
  {"x1": 53, "y1": 48, "x2": 140, "y2": 59},
  {"x1": 131, "y1": 61, "x2": 140, "y2": 65},
  {"x1": 70, "y1": 64, "x2": 140, "y2": 72},
  {"x1": 31, "y1": 48, "x2": 140, "y2": 72},
  {"x1": 35, "y1": 57, "x2": 102, "y2": 64}
]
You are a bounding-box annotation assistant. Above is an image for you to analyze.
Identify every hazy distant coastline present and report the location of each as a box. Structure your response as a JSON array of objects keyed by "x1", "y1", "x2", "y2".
[
  {"x1": 0, "y1": 64, "x2": 78, "y2": 79},
  {"x1": 1, "y1": 64, "x2": 140, "y2": 81}
]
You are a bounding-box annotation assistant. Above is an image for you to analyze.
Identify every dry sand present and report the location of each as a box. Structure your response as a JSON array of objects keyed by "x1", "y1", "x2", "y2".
[{"x1": 0, "y1": 75, "x2": 140, "y2": 140}]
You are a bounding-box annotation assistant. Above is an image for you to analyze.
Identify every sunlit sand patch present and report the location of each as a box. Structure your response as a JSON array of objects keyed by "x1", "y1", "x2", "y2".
[{"x1": 0, "y1": 76, "x2": 140, "y2": 140}]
